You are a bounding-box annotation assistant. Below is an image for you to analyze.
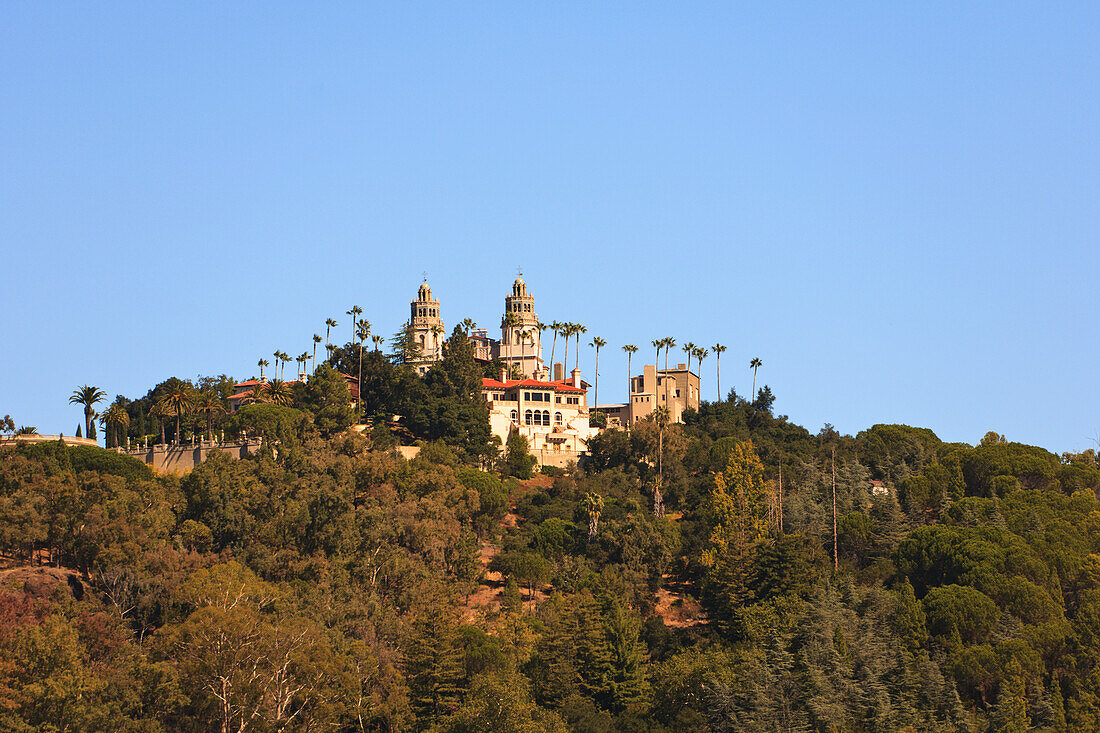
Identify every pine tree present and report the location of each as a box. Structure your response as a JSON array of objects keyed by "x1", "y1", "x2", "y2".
[
  {"x1": 75, "y1": 424, "x2": 81, "y2": 438},
  {"x1": 406, "y1": 605, "x2": 465, "y2": 725}
]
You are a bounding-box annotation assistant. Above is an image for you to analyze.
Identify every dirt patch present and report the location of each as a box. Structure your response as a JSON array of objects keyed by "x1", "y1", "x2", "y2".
[
  {"x1": 654, "y1": 575, "x2": 707, "y2": 628},
  {"x1": 0, "y1": 565, "x2": 84, "y2": 601}
]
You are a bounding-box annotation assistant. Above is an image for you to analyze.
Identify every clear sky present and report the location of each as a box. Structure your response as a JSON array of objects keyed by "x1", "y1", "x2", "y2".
[{"x1": 3, "y1": 3, "x2": 1098, "y2": 453}]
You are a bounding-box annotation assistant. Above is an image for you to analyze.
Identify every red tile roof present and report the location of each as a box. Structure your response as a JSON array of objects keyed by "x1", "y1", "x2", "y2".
[{"x1": 482, "y1": 378, "x2": 585, "y2": 393}]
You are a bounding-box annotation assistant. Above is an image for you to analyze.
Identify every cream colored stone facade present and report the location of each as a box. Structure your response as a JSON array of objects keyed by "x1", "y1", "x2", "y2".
[
  {"x1": 408, "y1": 282, "x2": 445, "y2": 375},
  {"x1": 598, "y1": 363, "x2": 701, "y2": 427},
  {"x1": 482, "y1": 368, "x2": 598, "y2": 465}
]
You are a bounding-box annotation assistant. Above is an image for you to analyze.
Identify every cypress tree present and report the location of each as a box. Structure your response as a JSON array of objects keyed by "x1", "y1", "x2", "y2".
[{"x1": 75, "y1": 424, "x2": 81, "y2": 438}]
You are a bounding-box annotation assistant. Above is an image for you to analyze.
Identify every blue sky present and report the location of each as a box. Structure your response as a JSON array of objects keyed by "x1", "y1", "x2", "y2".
[{"x1": 3, "y1": 3, "x2": 1098, "y2": 452}]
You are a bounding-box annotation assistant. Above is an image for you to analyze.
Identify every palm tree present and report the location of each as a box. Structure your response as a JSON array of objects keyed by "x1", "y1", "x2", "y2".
[
  {"x1": 502, "y1": 311, "x2": 521, "y2": 373},
  {"x1": 99, "y1": 402, "x2": 130, "y2": 448},
  {"x1": 662, "y1": 337, "x2": 676, "y2": 372},
  {"x1": 590, "y1": 336, "x2": 606, "y2": 414},
  {"x1": 258, "y1": 358, "x2": 269, "y2": 380},
  {"x1": 297, "y1": 352, "x2": 309, "y2": 379},
  {"x1": 584, "y1": 492, "x2": 604, "y2": 542},
  {"x1": 324, "y1": 318, "x2": 338, "y2": 351},
  {"x1": 280, "y1": 352, "x2": 291, "y2": 381},
  {"x1": 549, "y1": 321, "x2": 563, "y2": 375},
  {"x1": 574, "y1": 324, "x2": 587, "y2": 372},
  {"x1": 149, "y1": 402, "x2": 167, "y2": 444},
  {"x1": 460, "y1": 318, "x2": 476, "y2": 335},
  {"x1": 694, "y1": 348, "x2": 708, "y2": 397},
  {"x1": 273, "y1": 351, "x2": 282, "y2": 380},
  {"x1": 430, "y1": 323, "x2": 444, "y2": 358},
  {"x1": 561, "y1": 324, "x2": 575, "y2": 378},
  {"x1": 347, "y1": 306, "x2": 362, "y2": 349},
  {"x1": 356, "y1": 321, "x2": 371, "y2": 417},
  {"x1": 266, "y1": 380, "x2": 293, "y2": 407},
  {"x1": 712, "y1": 344, "x2": 726, "y2": 401},
  {"x1": 682, "y1": 341, "x2": 697, "y2": 375},
  {"x1": 651, "y1": 339, "x2": 662, "y2": 373},
  {"x1": 311, "y1": 335, "x2": 322, "y2": 372},
  {"x1": 158, "y1": 387, "x2": 193, "y2": 444},
  {"x1": 372, "y1": 334, "x2": 384, "y2": 352},
  {"x1": 69, "y1": 385, "x2": 106, "y2": 440},
  {"x1": 750, "y1": 357, "x2": 763, "y2": 399},
  {"x1": 194, "y1": 395, "x2": 225, "y2": 442},
  {"x1": 622, "y1": 344, "x2": 638, "y2": 410}
]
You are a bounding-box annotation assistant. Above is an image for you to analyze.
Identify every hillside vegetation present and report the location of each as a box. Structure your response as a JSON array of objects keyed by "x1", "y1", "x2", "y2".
[{"x1": 3, "y1": 380, "x2": 1100, "y2": 731}]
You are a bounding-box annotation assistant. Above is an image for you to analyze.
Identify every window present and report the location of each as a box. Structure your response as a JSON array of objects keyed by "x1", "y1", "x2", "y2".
[
  {"x1": 525, "y1": 410, "x2": 533, "y2": 425},
  {"x1": 543, "y1": 410, "x2": 550, "y2": 425},
  {"x1": 676, "y1": 390, "x2": 680, "y2": 398},
  {"x1": 555, "y1": 412, "x2": 563, "y2": 425},
  {"x1": 555, "y1": 395, "x2": 561, "y2": 403},
  {"x1": 523, "y1": 392, "x2": 529, "y2": 401},
  {"x1": 510, "y1": 410, "x2": 518, "y2": 422}
]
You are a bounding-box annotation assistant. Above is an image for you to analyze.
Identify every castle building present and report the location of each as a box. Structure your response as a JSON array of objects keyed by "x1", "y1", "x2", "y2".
[
  {"x1": 596, "y1": 363, "x2": 700, "y2": 427},
  {"x1": 408, "y1": 281, "x2": 445, "y2": 375},
  {"x1": 495, "y1": 277, "x2": 546, "y2": 379},
  {"x1": 482, "y1": 367, "x2": 599, "y2": 468}
]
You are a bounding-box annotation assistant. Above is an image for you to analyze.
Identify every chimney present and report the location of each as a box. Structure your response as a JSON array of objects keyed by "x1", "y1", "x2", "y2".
[
  {"x1": 571, "y1": 368, "x2": 581, "y2": 388},
  {"x1": 499, "y1": 368, "x2": 508, "y2": 382},
  {"x1": 554, "y1": 363, "x2": 563, "y2": 381}
]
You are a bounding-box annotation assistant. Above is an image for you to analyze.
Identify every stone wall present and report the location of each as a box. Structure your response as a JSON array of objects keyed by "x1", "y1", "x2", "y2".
[
  {"x1": 122, "y1": 439, "x2": 263, "y2": 475},
  {"x1": 0, "y1": 434, "x2": 99, "y2": 448}
]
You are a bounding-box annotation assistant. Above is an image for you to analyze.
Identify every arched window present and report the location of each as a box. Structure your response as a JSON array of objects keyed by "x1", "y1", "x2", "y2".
[
  {"x1": 542, "y1": 410, "x2": 550, "y2": 425},
  {"x1": 524, "y1": 410, "x2": 533, "y2": 425},
  {"x1": 555, "y1": 412, "x2": 563, "y2": 425},
  {"x1": 511, "y1": 410, "x2": 518, "y2": 422}
]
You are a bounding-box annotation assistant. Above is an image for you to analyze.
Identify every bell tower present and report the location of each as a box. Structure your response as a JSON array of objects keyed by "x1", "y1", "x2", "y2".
[
  {"x1": 500, "y1": 277, "x2": 544, "y2": 378},
  {"x1": 410, "y1": 281, "x2": 444, "y2": 374}
]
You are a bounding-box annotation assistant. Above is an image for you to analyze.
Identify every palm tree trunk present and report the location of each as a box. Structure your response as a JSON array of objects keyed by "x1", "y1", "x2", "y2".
[
  {"x1": 84, "y1": 406, "x2": 93, "y2": 439},
  {"x1": 593, "y1": 348, "x2": 599, "y2": 414},
  {"x1": 550, "y1": 332, "x2": 558, "y2": 375},
  {"x1": 716, "y1": 355, "x2": 721, "y2": 402},
  {"x1": 357, "y1": 344, "x2": 364, "y2": 421}
]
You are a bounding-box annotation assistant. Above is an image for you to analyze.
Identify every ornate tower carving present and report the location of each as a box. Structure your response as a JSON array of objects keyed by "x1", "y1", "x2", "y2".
[
  {"x1": 499, "y1": 278, "x2": 544, "y2": 378},
  {"x1": 410, "y1": 281, "x2": 444, "y2": 374}
]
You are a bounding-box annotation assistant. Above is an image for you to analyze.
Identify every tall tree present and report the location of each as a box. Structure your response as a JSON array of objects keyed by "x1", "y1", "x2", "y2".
[
  {"x1": 562, "y1": 324, "x2": 576, "y2": 377},
  {"x1": 295, "y1": 353, "x2": 307, "y2": 379},
  {"x1": 194, "y1": 394, "x2": 225, "y2": 442},
  {"x1": 69, "y1": 385, "x2": 106, "y2": 440},
  {"x1": 590, "y1": 336, "x2": 606, "y2": 413},
  {"x1": 682, "y1": 341, "x2": 697, "y2": 375},
  {"x1": 694, "y1": 348, "x2": 708, "y2": 395},
  {"x1": 502, "y1": 311, "x2": 520, "y2": 373},
  {"x1": 324, "y1": 318, "x2": 338, "y2": 352},
  {"x1": 460, "y1": 317, "x2": 476, "y2": 335},
  {"x1": 750, "y1": 357, "x2": 763, "y2": 399},
  {"x1": 662, "y1": 337, "x2": 675, "y2": 372},
  {"x1": 346, "y1": 305, "x2": 362, "y2": 349},
  {"x1": 584, "y1": 492, "x2": 604, "y2": 541},
  {"x1": 652, "y1": 339, "x2": 662, "y2": 373},
  {"x1": 257, "y1": 358, "x2": 268, "y2": 380},
  {"x1": 372, "y1": 334, "x2": 384, "y2": 352},
  {"x1": 712, "y1": 344, "x2": 726, "y2": 400},
  {"x1": 99, "y1": 401, "x2": 130, "y2": 448},
  {"x1": 311, "y1": 335, "x2": 322, "y2": 372},
  {"x1": 549, "y1": 321, "x2": 563, "y2": 375},
  {"x1": 158, "y1": 386, "x2": 193, "y2": 444},
  {"x1": 356, "y1": 320, "x2": 371, "y2": 419},
  {"x1": 622, "y1": 344, "x2": 638, "y2": 424},
  {"x1": 574, "y1": 324, "x2": 587, "y2": 372}
]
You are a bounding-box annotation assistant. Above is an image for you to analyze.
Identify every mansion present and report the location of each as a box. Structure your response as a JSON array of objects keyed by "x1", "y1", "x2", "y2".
[{"x1": 404, "y1": 276, "x2": 700, "y2": 467}]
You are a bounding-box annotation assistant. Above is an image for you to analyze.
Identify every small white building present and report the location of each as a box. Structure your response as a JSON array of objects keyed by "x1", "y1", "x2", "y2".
[{"x1": 482, "y1": 368, "x2": 599, "y2": 468}]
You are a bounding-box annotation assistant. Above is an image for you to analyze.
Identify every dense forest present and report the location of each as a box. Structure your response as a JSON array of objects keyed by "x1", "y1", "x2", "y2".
[{"x1": 3, "y1": 334, "x2": 1100, "y2": 731}]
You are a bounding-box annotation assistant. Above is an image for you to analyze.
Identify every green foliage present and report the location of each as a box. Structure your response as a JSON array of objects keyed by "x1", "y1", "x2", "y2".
[
  {"x1": 503, "y1": 432, "x2": 536, "y2": 479},
  {"x1": 301, "y1": 363, "x2": 355, "y2": 437}
]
